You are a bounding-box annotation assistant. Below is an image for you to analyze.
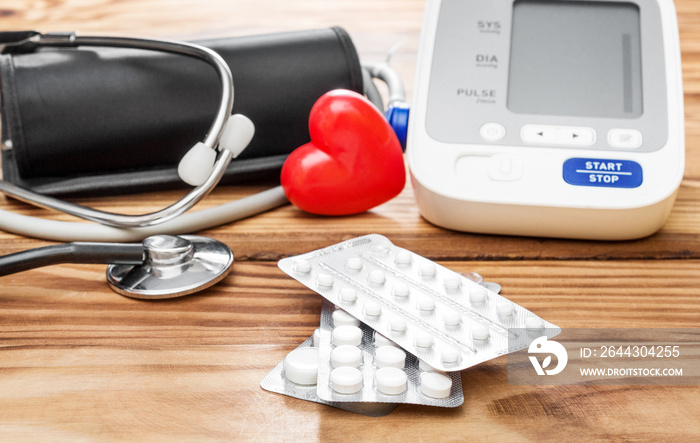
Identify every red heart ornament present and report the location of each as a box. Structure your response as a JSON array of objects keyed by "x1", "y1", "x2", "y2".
[{"x1": 281, "y1": 90, "x2": 406, "y2": 215}]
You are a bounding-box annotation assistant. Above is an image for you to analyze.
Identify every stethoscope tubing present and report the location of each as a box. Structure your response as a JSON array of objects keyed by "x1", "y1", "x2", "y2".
[{"x1": 0, "y1": 186, "x2": 290, "y2": 242}]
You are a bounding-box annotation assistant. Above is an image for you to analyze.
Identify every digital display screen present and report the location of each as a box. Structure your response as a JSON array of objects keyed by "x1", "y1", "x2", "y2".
[{"x1": 507, "y1": 0, "x2": 643, "y2": 119}]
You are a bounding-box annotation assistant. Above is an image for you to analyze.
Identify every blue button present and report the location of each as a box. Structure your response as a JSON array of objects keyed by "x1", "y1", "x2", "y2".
[{"x1": 563, "y1": 158, "x2": 643, "y2": 188}]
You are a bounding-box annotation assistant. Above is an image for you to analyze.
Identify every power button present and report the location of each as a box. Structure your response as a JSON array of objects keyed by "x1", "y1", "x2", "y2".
[{"x1": 480, "y1": 123, "x2": 506, "y2": 142}]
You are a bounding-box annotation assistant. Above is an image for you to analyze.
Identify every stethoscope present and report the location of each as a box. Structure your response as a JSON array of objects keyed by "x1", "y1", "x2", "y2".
[
  {"x1": 0, "y1": 234, "x2": 234, "y2": 299},
  {"x1": 0, "y1": 31, "x2": 409, "y2": 297}
]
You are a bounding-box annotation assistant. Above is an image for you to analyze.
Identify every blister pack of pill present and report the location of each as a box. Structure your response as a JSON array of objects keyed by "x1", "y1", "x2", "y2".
[
  {"x1": 316, "y1": 300, "x2": 464, "y2": 407},
  {"x1": 259, "y1": 335, "x2": 398, "y2": 417},
  {"x1": 278, "y1": 234, "x2": 560, "y2": 372}
]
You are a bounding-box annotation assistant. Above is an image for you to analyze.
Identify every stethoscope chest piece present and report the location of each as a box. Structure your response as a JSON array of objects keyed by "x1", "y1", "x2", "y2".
[{"x1": 107, "y1": 235, "x2": 234, "y2": 299}]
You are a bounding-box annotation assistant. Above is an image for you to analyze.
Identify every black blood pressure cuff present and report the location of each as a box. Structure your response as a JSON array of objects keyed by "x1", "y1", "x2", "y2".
[{"x1": 0, "y1": 27, "x2": 363, "y2": 196}]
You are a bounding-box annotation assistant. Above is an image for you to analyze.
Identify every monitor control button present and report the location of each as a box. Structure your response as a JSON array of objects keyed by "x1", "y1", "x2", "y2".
[
  {"x1": 608, "y1": 129, "x2": 643, "y2": 149},
  {"x1": 489, "y1": 154, "x2": 523, "y2": 181},
  {"x1": 556, "y1": 127, "x2": 596, "y2": 146},
  {"x1": 521, "y1": 124, "x2": 596, "y2": 147},
  {"x1": 480, "y1": 122, "x2": 507, "y2": 142}
]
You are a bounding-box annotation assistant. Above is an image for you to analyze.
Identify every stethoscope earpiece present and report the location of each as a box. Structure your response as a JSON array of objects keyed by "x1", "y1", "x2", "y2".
[
  {"x1": 177, "y1": 114, "x2": 256, "y2": 187},
  {"x1": 178, "y1": 142, "x2": 218, "y2": 187}
]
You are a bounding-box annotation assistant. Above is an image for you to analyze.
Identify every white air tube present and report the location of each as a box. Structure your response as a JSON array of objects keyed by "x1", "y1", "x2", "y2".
[{"x1": 0, "y1": 186, "x2": 289, "y2": 242}]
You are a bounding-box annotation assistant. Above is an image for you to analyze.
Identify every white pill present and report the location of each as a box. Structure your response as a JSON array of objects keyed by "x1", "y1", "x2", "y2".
[
  {"x1": 331, "y1": 367, "x2": 363, "y2": 394},
  {"x1": 461, "y1": 271, "x2": 484, "y2": 285},
  {"x1": 418, "y1": 297, "x2": 436, "y2": 312},
  {"x1": 441, "y1": 348, "x2": 460, "y2": 364},
  {"x1": 420, "y1": 372, "x2": 453, "y2": 399},
  {"x1": 374, "y1": 333, "x2": 397, "y2": 348},
  {"x1": 371, "y1": 245, "x2": 390, "y2": 256},
  {"x1": 390, "y1": 318, "x2": 407, "y2": 333},
  {"x1": 316, "y1": 273, "x2": 334, "y2": 288},
  {"x1": 331, "y1": 345, "x2": 362, "y2": 368},
  {"x1": 346, "y1": 257, "x2": 363, "y2": 271},
  {"x1": 393, "y1": 282, "x2": 410, "y2": 298},
  {"x1": 332, "y1": 325, "x2": 363, "y2": 346},
  {"x1": 497, "y1": 302, "x2": 515, "y2": 318},
  {"x1": 415, "y1": 333, "x2": 434, "y2": 348},
  {"x1": 419, "y1": 262, "x2": 436, "y2": 277},
  {"x1": 443, "y1": 310, "x2": 462, "y2": 327},
  {"x1": 364, "y1": 301, "x2": 382, "y2": 317},
  {"x1": 374, "y1": 367, "x2": 407, "y2": 395},
  {"x1": 469, "y1": 286, "x2": 487, "y2": 304},
  {"x1": 332, "y1": 309, "x2": 360, "y2": 327},
  {"x1": 369, "y1": 270, "x2": 386, "y2": 285},
  {"x1": 484, "y1": 282, "x2": 502, "y2": 294},
  {"x1": 312, "y1": 328, "x2": 321, "y2": 347},
  {"x1": 375, "y1": 346, "x2": 406, "y2": 369},
  {"x1": 444, "y1": 274, "x2": 462, "y2": 291},
  {"x1": 283, "y1": 347, "x2": 319, "y2": 385},
  {"x1": 340, "y1": 288, "x2": 357, "y2": 303},
  {"x1": 525, "y1": 317, "x2": 544, "y2": 331},
  {"x1": 418, "y1": 359, "x2": 444, "y2": 373},
  {"x1": 294, "y1": 259, "x2": 311, "y2": 274},
  {"x1": 394, "y1": 250, "x2": 413, "y2": 265},
  {"x1": 472, "y1": 324, "x2": 490, "y2": 341}
]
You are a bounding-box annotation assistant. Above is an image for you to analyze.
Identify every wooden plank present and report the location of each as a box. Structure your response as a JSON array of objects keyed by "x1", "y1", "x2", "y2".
[
  {"x1": 0, "y1": 345, "x2": 698, "y2": 442},
  {"x1": 1, "y1": 260, "x2": 699, "y2": 441},
  {"x1": 4, "y1": 179, "x2": 700, "y2": 261},
  {"x1": 1, "y1": 261, "x2": 699, "y2": 345},
  {"x1": 0, "y1": 0, "x2": 698, "y2": 261}
]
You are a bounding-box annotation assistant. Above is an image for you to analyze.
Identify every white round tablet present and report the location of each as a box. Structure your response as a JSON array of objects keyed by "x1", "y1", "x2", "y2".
[
  {"x1": 332, "y1": 309, "x2": 360, "y2": 327},
  {"x1": 283, "y1": 347, "x2": 319, "y2": 385},
  {"x1": 346, "y1": 257, "x2": 363, "y2": 271},
  {"x1": 371, "y1": 245, "x2": 390, "y2": 256},
  {"x1": 331, "y1": 367, "x2": 363, "y2": 394},
  {"x1": 461, "y1": 271, "x2": 484, "y2": 285},
  {"x1": 443, "y1": 310, "x2": 462, "y2": 327},
  {"x1": 472, "y1": 324, "x2": 490, "y2": 341},
  {"x1": 316, "y1": 273, "x2": 334, "y2": 288},
  {"x1": 390, "y1": 318, "x2": 407, "y2": 333},
  {"x1": 469, "y1": 286, "x2": 487, "y2": 304},
  {"x1": 374, "y1": 367, "x2": 407, "y2": 395},
  {"x1": 332, "y1": 325, "x2": 363, "y2": 346},
  {"x1": 339, "y1": 288, "x2": 357, "y2": 303},
  {"x1": 375, "y1": 346, "x2": 406, "y2": 369},
  {"x1": 484, "y1": 282, "x2": 502, "y2": 294},
  {"x1": 364, "y1": 301, "x2": 382, "y2": 317},
  {"x1": 331, "y1": 345, "x2": 362, "y2": 368},
  {"x1": 374, "y1": 333, "x2": 397, "y2": 348},
  {"x1": 418, "y1": 297, "x2": 436, "y2": 312},
  {"x1": 444, "y1": 275, "x2": 462, "y2": 291},
  {"x1": 369, "y1": 270, "x2": 386, "y2": 285},
  {"x1": 441, "y1": 348, "x2": 460, "y2": 364},
  {"x1": 418, "y1": 359, "x2": 444, "y2": 373},
  {"x1": 415, "y1": 333, "x2": 434, "y2": 348},
  {"x1": 497, "y1": 302, "x2": 515, "y2": 318},
  {"x1": 393, "y1": 282, "x2": 410, "y2": 298},
  {"x1": 294, "y1": 259, "x2": 311, "y2": 274},
  {"x1": 525, "y1": 317, "x2": 544, "y2": 331},
  {"x1": 419, "y1": 262, "x2": 436, "y2": 277},
  {"x1": 420, "y1": 372, "x2": 453, "y2": 399},
  {"x1": 394, "y1": 250, "x2": 413, "y2": 265}
]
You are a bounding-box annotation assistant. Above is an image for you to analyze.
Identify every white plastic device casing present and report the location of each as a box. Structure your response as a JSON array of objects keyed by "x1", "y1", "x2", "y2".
[{"x1": 407, "y1": 0, "x2": 685, "y2": 240}]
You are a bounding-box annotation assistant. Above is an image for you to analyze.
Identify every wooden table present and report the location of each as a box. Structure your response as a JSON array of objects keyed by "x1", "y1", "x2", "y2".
[{"x1": 1, "y1": 0, "x2": 699, "y2": 441}]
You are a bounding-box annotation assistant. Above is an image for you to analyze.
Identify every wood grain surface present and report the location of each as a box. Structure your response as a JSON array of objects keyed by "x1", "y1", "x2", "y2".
[{"x1": 1, "y1": 0, "x2": 700, "y2": 441}]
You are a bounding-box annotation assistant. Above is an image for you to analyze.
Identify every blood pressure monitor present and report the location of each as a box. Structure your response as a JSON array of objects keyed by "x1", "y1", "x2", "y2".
[{"x1": 407, "y1": 0, "x2": 684, "y2": 240}]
